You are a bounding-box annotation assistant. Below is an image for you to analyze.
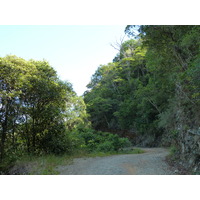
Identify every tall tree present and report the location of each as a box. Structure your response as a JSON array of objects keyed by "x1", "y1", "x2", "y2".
[{"x1": 0, "y1": 55, "x2": 88, "y2": 160}]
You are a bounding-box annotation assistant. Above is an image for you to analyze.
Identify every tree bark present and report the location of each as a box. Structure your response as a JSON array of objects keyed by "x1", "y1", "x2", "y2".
[{"x1": 0, "y1": 102, "x2": 8, "y2": 161}]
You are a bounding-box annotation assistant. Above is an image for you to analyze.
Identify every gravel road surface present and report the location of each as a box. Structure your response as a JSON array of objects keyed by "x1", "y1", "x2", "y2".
[{"x1": 57, "y1": 148, "x2": 173, "y2": 175}]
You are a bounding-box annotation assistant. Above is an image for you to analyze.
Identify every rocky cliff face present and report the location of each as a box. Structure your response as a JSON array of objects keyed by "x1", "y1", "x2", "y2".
[
  {"x1": 168, "y1": 86, "x2": 200, "y2": 174},
  {"x1": 178, "y1": 128, "x2": 200, "y2": 173}
]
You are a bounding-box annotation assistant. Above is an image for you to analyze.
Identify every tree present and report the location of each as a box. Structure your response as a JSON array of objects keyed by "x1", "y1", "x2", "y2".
[
  {"x1": 84, "y1": 39, "x2": 149, "y2": 137},
  {"x1": 0, "y1": 55, "x2": 37, "y2": 159},
  {"x1": 0, "y1": 55, "x2": 88, "y2": 160},
  {"x1": 125, "y1": 25, "x2": 200, "y2": 147}
]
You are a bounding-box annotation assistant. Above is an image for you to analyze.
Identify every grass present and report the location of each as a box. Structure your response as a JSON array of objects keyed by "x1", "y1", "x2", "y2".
[
  {"x1": 8, "y1": 154, "x2": 73, "y2": 175},
  {"x1": 4, "y1": 148, "x2": 145, "y2": 175},
  {"x1": 88, "y1": 148, "x2": 145, "y2": 157}
]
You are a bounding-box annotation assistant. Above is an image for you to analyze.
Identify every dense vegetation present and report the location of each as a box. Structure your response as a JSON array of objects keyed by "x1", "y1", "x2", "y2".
[
  {"x1": 1, "y1": 25, "x2": 200, "y2": 173},
  {"x1": 0, "y1": 55, "x2": 131, "y2": 172},
  {"x1": 84, "y1": 25, "x2": 200, "y2": 158}
]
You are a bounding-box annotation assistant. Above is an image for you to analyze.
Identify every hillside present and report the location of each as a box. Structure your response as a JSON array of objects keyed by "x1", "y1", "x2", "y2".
[{"x1": 1, "y1": 25, "x2": 200, "y2": 174}]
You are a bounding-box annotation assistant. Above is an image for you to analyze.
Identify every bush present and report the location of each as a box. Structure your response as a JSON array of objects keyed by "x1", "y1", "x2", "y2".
[
  {"x1": 118, "y1": 138, "x2": 132, "y2": 150},
  {"x1": 105, "y1": 133, "x2": 131, "y2": 151},
  {"x1": 72, "y1": 128, "x2": 132, "y2": 153},
  {"x1": 169, "y1": 145, "x2": 178, "y2": 156},
  {"x1": 96, "y1": 141, "x2": 115, "y2": 152},
  {"x1": 68, "y1": 131, "x2": 85, "y2": 152},
  {"x1": 40, "y1": 129, "x2": 71, "y2": 155}
]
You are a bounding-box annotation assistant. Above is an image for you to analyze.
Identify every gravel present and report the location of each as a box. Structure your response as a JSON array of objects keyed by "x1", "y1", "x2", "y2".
[{"x1": 57, "y1": 148, "x2": 174, "y2": 175}]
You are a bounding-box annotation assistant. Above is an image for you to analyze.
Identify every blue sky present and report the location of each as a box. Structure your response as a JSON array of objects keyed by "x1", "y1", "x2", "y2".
[{"x1": 0, "y1": 25, "x2": 129, "y2": 95}]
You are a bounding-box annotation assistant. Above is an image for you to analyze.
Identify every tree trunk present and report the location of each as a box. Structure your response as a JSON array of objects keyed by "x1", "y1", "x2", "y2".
[
  {"x1": 32, "y1": 106, "x2": 36, "y2": 153},
  {"x1": 0, "y1": 103, "x2": 8, "y2": 161},
  {"x1": 25, "y1": 114, "x2": 30, "y2": 153}
]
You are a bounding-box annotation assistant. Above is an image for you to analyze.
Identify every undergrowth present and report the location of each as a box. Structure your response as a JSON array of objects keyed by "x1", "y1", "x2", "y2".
[{"x1": 3, "y1": 148, "x2": 145, "y2": 175}]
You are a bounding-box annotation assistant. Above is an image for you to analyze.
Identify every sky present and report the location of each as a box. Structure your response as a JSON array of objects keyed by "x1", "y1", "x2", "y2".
[{"x1": 0, "y1": 25, "x2": 129, "y2": 96}]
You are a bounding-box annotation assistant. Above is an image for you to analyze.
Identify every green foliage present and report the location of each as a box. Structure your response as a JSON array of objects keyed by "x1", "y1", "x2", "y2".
[
  {"x1": 0, "y1": 55, "x2": 89, "y2": 166},
  {"x1": 84, "y1": 38, "x2": 160, "y2": 138},
  {"x1": 84, "y1": 25, "x2": 200, "y2": 150},
  {"x1": 130, "y1": 148, "x2": 145, "y2": 154},
  {"x1": 70, "y1": 128, "x2": 132, "y2": 153},
  {"x1": 169, "y1": 145, "x2": 179, "y2": 161},
  {"x1": 96, "y1": 141, "x2": 115, "y2": 152},
  {"x1": 2, "y1": 26, "x2": 200, "y2": 173},
  {"x1": 118, "y1": 137, "x2": 132, "y2": 149},
  {"x1": 40, "y1": 129, "x2": 71, "y2": 155}
]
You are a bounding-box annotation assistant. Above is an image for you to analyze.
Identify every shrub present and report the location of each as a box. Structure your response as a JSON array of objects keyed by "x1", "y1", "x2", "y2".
[
  {"x1": 118, "y1": 138, "x2": 132, "y2": 149},
  {"x1": 70, "y1": 128, "x2": 133, "y2": 153},
  {"x1": 169, "y1": 145, "x2": 178, "y2": 156},
  {"x1": 106, "y1": 133, "x2": 131, "y2": 151},
  {"x1": 68, "y1": 131, "x2": 85, "y2": 152},
  {"x1": 96, "y1": 141, "x2": 115, "y2": 152},
  {"x1": 40, "y1": 130, "x2": 71, "y2": 155}
]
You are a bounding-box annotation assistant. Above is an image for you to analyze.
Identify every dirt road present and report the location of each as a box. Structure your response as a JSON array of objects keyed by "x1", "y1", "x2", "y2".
[{"x1": 57, "y1": 148, "x2": 173, "y2": 175}]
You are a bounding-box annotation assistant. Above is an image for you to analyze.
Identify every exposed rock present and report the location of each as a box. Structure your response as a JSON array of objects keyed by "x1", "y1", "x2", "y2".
[
  {"x1": 174, "y1": 128, "x2": 200, "y2": 174},
  {"x1": 174, "y1": 169, "x2": 179, "y2": 174},
  {"x1": 162, "y1": 126, "x2": 200, "y2": 174}
]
